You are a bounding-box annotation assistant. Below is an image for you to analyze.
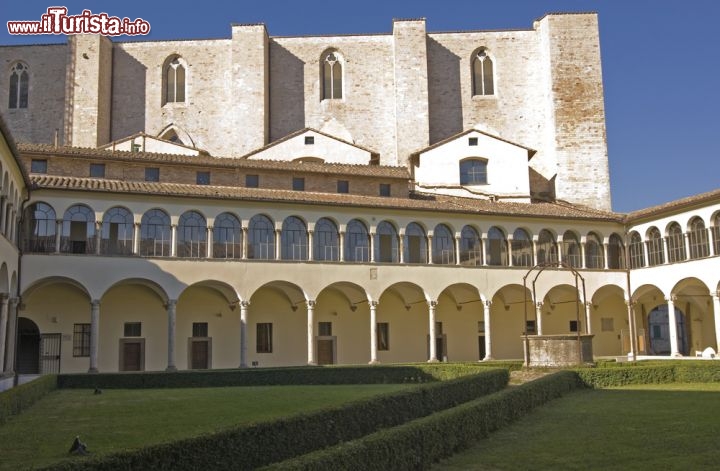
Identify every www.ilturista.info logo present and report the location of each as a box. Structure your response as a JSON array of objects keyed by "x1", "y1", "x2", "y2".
[{"x1": 7, "y1": 7, "x2": 151, "y2": 36}]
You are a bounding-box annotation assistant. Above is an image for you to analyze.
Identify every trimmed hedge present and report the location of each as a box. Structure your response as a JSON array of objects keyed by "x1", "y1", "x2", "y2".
[
  {"x1": 57, "y1": 363, "x2": 489, "y2": 389},
  {"x1": 575, "y1": 363, "x2": 720, "y2": 388},
  {"x1": 0, "y1": 374, "x2": 57, "y2": 425},
  {"x1": 41, "y1": 368, "x2": 509, "y2": 470},
  {"x1": 262, "y1": 371, "x2": 580, "y2": 470}
]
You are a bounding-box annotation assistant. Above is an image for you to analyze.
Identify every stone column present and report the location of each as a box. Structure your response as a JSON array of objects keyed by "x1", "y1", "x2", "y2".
[
  {"x1": 241, "y1": 227, "x2": 248, "y2": 259},
  {"x1": 683, "y1": 233, "x2": 691, "y2": 261},
  {"x1": 132, "y1": 222, "x2": 140, "y2": 254},
  {"x1": 0, "y1": 196, "x2": 6, "y2": 233},
  {"x1": 55, "y1": 219, "x2": 63, "y2": 253},
  {"x1": 480, "y1": 236, "x2": 487, "y2": 266},
  {"x1": 369, "y1": 301, "x2": 378, "y2": 364},
  {"x1": 369, "y1": 232, "x2": 376, "y2": 262},
  {"x1": 89, "y1": 300, "x2": 100, "y2": 373},
  {"x1": 170, "y1": 224, "x2": 177, "y2": 257},
  {"x1": 166, "y1": 300, "x2": 178, "y2": 371},
  {"x1": 428, "y1": 300, "x2": 438, "y2": 362},
  {"x1": 642, "y1": 240, "x2": 650, "y2": 267},
  {"x1": 557, "y1": 236, "x2": 564, "y2": 264},
  {"x1": 427, "y1": 235, "x2": 434, "y2": 264},
  {"x1": 625, "y1": 299, "x2": 637, "y2": 360},
  {"x1": 95, "y1": 221, "x2": 102, "y2": 255},
  {"x1": 338, "y1": 231, "x2": 345, "y2": 262},
  {"x1": 666, "y1": 296, "x2": 680, "y2": 357},
  {"x1": 535, "y1": 302, "x2": 544, "y2": 335},
  {"x1": 206, "y1": 227, "x2": 213, "y2": 258},
  {"x1": 531, "y1": 239, "x2": 538, "y2": 266},
  {"x1": 9, "y1": 209, "x2": 16, "y2": 244},
  {"x1": 454, "y1": 235, "x2": 461, "y2": 265},
  {"x1": 585, "y1": 302, "x2": 593, "y2": 334},
  {"x1": 239, "y1": 300, "x2": 249, "y2": 368},
  {"x1": 275, "y1": 229, "x2": 281, "y2": 260},
  {"x1": 4, "y1": 298, "x2": 18, "y2": 373},
  {"x1": 603, "y1": 243, "x2": 610, "y2": 269},
  {"x1": 0, "y1": 294, "x2": 8, "y2": 372},
  {"x1": 307, "y1": 230, "x2": 314, "y2": 261},
  {"x1": 307, "y1": 300, "x2": 316, "y2": 365},
  {"x1": 398, "y1": 233, "x2": 405, "y2": 263},
  {"x1": 483, "y1": 300, "x2": 493, "y2": 360},
  {"x1": 712, "y1": 294, "x2": 720, "y2": 353},
  {"x1": 507, "y1": 235, "x2": 514, "y2": 267}
]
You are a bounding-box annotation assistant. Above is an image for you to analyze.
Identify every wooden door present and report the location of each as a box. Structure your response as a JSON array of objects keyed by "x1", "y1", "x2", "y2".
[
  {"x1": 191, "y1": 340, "x2": 209, "y2": 369},
  {"x1": 317, "y1": 339, "x2": 334, "y2": 365},
  {"x1": 122, "y1": 342, "x2": 142, "y2": 371}
]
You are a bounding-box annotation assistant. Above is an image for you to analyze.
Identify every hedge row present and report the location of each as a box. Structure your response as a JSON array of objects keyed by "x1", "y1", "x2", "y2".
[
  {"x1": 262, "y1": 371, "x2": 580, "y2": 470},
  {"x1": 575, "y1": 363, "x2": 720, "y2": 388},
  {"x1": 56, "y1": 363, "x2": 489, "y2": 389},
  {"x1": 42, "y1": 368, "x2": 509, "y2": 470},
  {"x1": 0, "y1": 374, "x2": 57, "y2": 425}
]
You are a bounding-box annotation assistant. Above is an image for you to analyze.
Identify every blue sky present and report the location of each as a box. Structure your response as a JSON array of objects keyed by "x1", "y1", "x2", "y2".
[{"x1": 2, "y1": 0, "x2": 718, "y2": 213}]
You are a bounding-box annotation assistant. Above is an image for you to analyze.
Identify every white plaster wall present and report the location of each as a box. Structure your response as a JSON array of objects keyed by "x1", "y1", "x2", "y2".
[{"x1": 247, "y1": 131, "x2": 371, "y2": 165}]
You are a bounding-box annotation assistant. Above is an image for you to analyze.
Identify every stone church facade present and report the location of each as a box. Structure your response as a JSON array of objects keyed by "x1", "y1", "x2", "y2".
[{"x1": 0, "y1": 13, "x2": 718, "y2": 380}]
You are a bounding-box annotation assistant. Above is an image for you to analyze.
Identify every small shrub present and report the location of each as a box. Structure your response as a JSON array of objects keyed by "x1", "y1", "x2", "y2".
[{"x1": 0, "y1": 374, "x2": 57, "y2": 424}]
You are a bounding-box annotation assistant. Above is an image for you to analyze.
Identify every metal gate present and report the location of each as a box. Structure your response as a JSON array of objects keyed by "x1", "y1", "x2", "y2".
[{"x1": 40, "y1": 333, "x2": 62, "y2": 374}]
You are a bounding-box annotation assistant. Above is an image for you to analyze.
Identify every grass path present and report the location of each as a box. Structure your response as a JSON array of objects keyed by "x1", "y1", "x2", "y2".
[
  {"x1": 0, "y1": 384, "x2": 411, "y2": 470},
  {"x1": 434, "y1": 382, "x2": 720, "y2": 470}
]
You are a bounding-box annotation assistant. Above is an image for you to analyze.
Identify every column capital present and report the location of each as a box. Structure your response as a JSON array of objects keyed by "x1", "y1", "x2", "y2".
[
  {"x1": 0, "y1": 293, "x2": 8, "y2": 302},
  {"x1": 90, "y1": 299, "x2": 101, "y2": 307},
  {"x1": 171, "y1": 223, "x2": 177, "y2": 228},
  {"x1": 585, "y1": 302, "x2": 593, "y2": 309},
  {"x1": 370, "y1": 300, "x2": 379, "y2": 308},
  {"x1": 165, "y1": 299, "x2": 178, "y2": 309},
  {"x1": 624, "y1": 299, "x2": 635, "y2": 307},
  {"x1": 535, "y1": 301, "x2": 543, "y2": 309},
  {"x1": 427, "y1": 300, "x2": 438, "y2": 308},
  {"x1": 307, "y1": 300, "x2": 316, "y2": 308},
  {"x1": 665, "y1": 295, "x2": 677, "y2": 303},
  {"x1": 240, "y1": 300, "x2": 251, "y2": 308},
  {"x1": 712, "y1": 293, "x2": 720, "y2": 301},
  {"x1": 134, "y1": 221, "x2": 141, "y2": 227},
  {"x1": 483, "y1": 300, "x2": 492, "y2": 308}
]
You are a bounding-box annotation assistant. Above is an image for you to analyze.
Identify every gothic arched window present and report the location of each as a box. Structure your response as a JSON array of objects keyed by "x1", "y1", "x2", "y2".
[
  {"x1": 8, "y1": 62, "x2": 29, "y2": 109},
  {"x1": 165, "y1": 56, "x2": 186, "y2": 103},
  {"x1": 472, "y1": 48, "x2": 494, "y2": 96},
  {"x1": 321, "y1": 50, "x2": 343, "y2": 100}
]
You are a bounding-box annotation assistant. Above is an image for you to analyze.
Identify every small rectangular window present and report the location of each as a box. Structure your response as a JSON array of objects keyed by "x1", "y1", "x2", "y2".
[
  {"x1": 526, "y1": 320, "x2": 536, "y2": 334},
  {"x1": 293, "y1": 177, "x2": 305, "y2": 191},
  {"x1": 468, "y1": 137, "x2": 478, "y2": 146},
  {"x1": 379, "y1": 183, "x2": 391, "y2": 197},
  {"x1": 601, "y1": 318, "x2": 615, "y2": 332},
  {"x1": 145, "y1": 167, "x2": 160, "y2": 182},
  {"x1": 246, "y1": 174, "x2": 259, "y2": 188},
  {"x1": 124, "y1": 322, "x2": 142, "y2": 337},
  {"x1": 89, "y1": 163, "x2": 105, "y2": 178},
  {"x1": 304, "y1": 136, "x2": 315, "y2": 145},
  {"x1": 30, "y1": 159, "x2": 47, "y2": 174},
  {"x1": 377, "y1": 322, "x2": 389, "y2": 351},
  {"x1": 257, "y1": 323, "x2": 273, "y2": 353},
  {"x1": 569, "y1": 320, "x2": 580, "y2": 333},
  {"x1": 73, "y1": 323, "x2": 91, "y2": 357},
  {"x1": 337, "y1": 180, "x2": 349, "y2": 194},
  {"x1": 192, "y1": 322, "x2": 208, "y2": 337},
  {"x1": 196, "y1": 171, "x2": 210, "y2": 185},
  {"x1": 318, "y1": 321, "x2": 332, "y2": 336}
]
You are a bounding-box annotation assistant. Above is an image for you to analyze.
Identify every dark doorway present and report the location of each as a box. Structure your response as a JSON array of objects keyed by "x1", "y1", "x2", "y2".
[{"x1": 16, "y1": 317, "x2": 40, "y2": 374}]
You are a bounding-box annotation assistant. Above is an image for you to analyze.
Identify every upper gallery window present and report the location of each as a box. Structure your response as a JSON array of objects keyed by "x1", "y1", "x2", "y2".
[
  {"x1": 472, "y1": 48, "x2": 494, "y2": 96},
  {"x1": 459, "y1": 159, "x2": 488, "y2": 185},
  {"x1": 8, "y1": 62, "x2": 29, "y2": 109},
  {"x1": 165, "y1": 56, "x2": 186, "y2": 104},
  {"x1": 321, "y1": 50, "x2": 343, "y2": 100}
]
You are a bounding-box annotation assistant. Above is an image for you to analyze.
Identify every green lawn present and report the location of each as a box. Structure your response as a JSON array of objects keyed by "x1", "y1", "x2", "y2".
[
  {"x1": 0, "y1": 384, "x2": 411, "y2": 470},
  {"x1": 434, "y1": 382, "x2": 720, "y2": 470}
]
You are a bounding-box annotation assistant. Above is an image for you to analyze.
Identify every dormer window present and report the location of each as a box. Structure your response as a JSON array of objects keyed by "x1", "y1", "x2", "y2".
[{"x1": 459, "y1": 159, "x2": 487, "y2": 185}]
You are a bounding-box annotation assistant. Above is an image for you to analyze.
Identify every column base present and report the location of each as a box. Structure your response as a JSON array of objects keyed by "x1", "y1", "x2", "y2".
[
  {"x1": 481, "y1": 356, "x2": 494, "y2": 361},
  {"x1": 427, "y1": 358, "x2": 439, "y2": 363},
  {"x1": 88, "y1": 367, "x2": 99, "y2": 374},
  {"x1": 368, "y1": 359, "x2": 379, "y2": 365},
  {"x1": 239, "y1": 363, "x2": 248, "y2": 369},
  {"x1": 672, "y1": 352, "x2": 683, "y2": 358},
  {"x1": 307, "y1": 361, "x2": 317, "y2": 366},
  {"x1": 165, "y1": 366, "x2": 177, "y2": 372}
]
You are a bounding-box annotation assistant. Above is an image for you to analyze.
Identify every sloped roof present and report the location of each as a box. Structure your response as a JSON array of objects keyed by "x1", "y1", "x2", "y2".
[
  {"x1": 29, "y1": 175, "x2": 621, "y2": 222},
  {"x1": 411, "y1": 128, "x2": 537, "y2": 159},
  {"x1": 624, "y1": 187, "x2": 720, "y2": 223},
  {"x1": 17, "y1": 143, "x2": 408, "y2": 179},
  {"x1": 241, "y1": 127, "x2": 380, "y2": 160}
]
